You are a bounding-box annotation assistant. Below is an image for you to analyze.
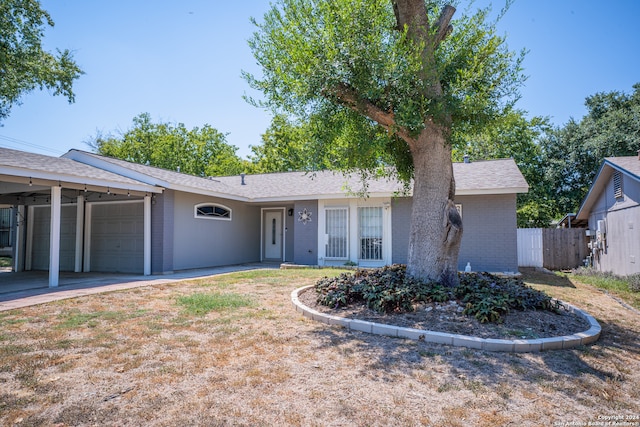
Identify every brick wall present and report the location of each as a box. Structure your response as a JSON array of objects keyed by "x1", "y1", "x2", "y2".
[{"x1": 391, "y1": 194, "x2": 519, "y2": 273}]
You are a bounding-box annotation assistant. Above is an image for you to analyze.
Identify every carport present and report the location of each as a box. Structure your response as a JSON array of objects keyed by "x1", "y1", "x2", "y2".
[{"x1": 0, "y1": 148, "x2": 162, "y2": 287}]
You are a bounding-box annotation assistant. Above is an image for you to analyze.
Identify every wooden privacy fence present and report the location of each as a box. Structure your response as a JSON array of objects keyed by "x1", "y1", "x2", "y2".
[{"x1": 517, "y1": 228, "x2": 589, "y2": 270}]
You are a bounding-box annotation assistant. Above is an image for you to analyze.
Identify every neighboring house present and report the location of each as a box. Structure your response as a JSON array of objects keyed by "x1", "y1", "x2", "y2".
[
  {"x1": 0, "y1": 147, "x2": 528, "y2": 287},
  {"x1": 574, "y1": 154, "x2": 640, "y2": 276}
]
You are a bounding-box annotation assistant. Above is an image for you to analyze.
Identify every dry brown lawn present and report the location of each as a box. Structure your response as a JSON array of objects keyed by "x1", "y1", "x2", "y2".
[{"x1": 0, "y1": 268, "x2": 639, "y2": 426}]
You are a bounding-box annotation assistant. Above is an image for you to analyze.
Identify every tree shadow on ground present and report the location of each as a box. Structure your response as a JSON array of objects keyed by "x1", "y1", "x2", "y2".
[
  {"x1": 590, "y1": 318, "x2": 640, "y2": 356},
  {"x1": 309, "y1": 321, "x2": 623, "y2": 403}
]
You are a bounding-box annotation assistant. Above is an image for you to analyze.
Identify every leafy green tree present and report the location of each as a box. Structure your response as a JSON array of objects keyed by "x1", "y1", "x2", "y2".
[
  {"x1": 250, "y1": 113, "x2": 389, "y2": 173},
  {"x1": 86, "y1": 113, "x2": 245, "y2": 177},
  {"x1": 249, "y1": 115, "x2": 314, "y2": 173},
  {"x1": 245, "y1": 0, "x2": 525, "y2": 285},
  {"x1": 540, "y1": 83, "x2": 640, "y2": 217},
  {"x1": 0, "y1": 0, "x2": 83, "y2": 121},
  {"x1": 452, "y1": 109, "x2": 554, "y2": 227}
]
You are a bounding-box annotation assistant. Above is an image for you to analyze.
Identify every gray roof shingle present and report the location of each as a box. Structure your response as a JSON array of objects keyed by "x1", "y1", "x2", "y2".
[
  {"x1": 216, "y1": 158, "x2": 528, "y2": 200},
  {"x1": 66, "y1": 150, "x2": 528, "y2": 200},
  {"x1": 606, "y1": 156, "x2": 640, "y2": 180},
  {"x1": 1, "y1": 147, "x2": 158, "y2": 190}
]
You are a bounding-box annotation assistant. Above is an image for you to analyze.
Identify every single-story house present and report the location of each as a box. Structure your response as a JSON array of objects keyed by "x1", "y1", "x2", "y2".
[
  {"x1": 0, "y1": 147, "x2": 528, "y2": 287},
  {"x1": 574, "y1": 154, "x2": 640, "y2": 276}
]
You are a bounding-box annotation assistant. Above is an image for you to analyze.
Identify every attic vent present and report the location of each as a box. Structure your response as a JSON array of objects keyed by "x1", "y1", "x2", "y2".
[{"x1": 613, "y1": 171, "x2": 623, "y2": 199}]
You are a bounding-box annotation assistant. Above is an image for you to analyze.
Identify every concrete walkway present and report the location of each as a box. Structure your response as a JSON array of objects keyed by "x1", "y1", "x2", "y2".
[{"x1": 0, "y1": 264, "x2": 278, "y2": 312}]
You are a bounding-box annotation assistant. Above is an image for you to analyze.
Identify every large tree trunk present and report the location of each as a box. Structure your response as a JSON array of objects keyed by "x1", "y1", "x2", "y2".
[
  {"x1": 332, "y1": 1, "x2": 463, "y2": 285},
  {"x1": 392, "y1": 0, "x2": 462, "y2": 286},
  {"x1": 406, "y1": 125, "x2": 463, "y2": 287}
]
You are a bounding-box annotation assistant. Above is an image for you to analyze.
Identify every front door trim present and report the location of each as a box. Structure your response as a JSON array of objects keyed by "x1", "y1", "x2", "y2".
[{"x1": 261, "y1": 207, "x2": 286, "y2": 262}]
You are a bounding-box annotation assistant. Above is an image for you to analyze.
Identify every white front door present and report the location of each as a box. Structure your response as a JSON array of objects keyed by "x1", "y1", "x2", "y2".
[{"x1": 263, "y1": 210, "x2": 283, "y2": 261}]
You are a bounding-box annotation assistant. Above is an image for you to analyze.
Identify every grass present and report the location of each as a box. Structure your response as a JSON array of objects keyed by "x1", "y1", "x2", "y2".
[
  {"x1": 566, "y1": 269, "x2": 640, "y2": 310},
  {"x1": 0, "y1": 267, "x2": 638, "y2": 426},
  {"x1": 176, "y1": 292, "x2": 255, "y2": 315},
  {"x1": 0, "y1": 256, "x2": 11, "y2": 267}
]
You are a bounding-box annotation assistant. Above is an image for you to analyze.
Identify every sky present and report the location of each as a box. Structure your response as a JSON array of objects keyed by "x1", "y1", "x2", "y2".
[{"x1": 1, "y1": 0, "x2": 639, "y2": 159}]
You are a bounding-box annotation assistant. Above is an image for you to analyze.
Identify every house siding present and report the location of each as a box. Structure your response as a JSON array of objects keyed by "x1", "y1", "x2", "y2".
[
  {"x1": 293, "y1": 200, "x2": 318, "y2": 265},
  {"x1": 390, "y1": 194, "x2": 519, "y2": 273},
  {"x1": 391, "y1": 197, "x2": 411, "y2": 264},
  {"x1": 172, "y1": 192, "x2": 261, "y2": 270},
  {"x1": 284, "y1": 205, "x2": 295, "y2": 262},
  {"x1": 588, "y1": 174, "x2": 640, "y2": 275},
  {"x1": 151, "y1": 190, "x2": 175, "y2": 274}
]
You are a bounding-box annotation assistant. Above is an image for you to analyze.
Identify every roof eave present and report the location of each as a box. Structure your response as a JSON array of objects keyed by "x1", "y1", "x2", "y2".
[
  {"x1": 62, "y1": 150, "x2": 173, "y2": 188},
  {"x1": 169, "y1": 184, "x2": 249, "y2": 202},
  {"x1": 455, "y1": 186, "x2": 528, "y2": 196},
  {"x1": 0, "y1": 167, "x2": 162, "y2": 194},
  {"x1": 575, "y1": 161, "x2": 610, "y2": 221}
]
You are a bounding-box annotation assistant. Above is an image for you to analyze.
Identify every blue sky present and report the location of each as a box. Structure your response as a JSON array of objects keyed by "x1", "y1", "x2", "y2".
[{"x1": 1, "y1": 0, "x2": 639, "y2": 159}]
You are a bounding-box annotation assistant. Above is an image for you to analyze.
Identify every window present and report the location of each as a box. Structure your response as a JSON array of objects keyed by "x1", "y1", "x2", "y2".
[
  {"x1": 359, "y1": 207, "x2": 383, "y2": 260},
  {"x1": 613, "y1": 171, "x2": 623, "y2": 200},
  {"x1": 195, "y1": 203, "x2": 231, "y2": 220},
  {"x1": 0, "y1": 208, "x2": 11, "y2": 247},
  {"x1": 325, "y1": 208, "x2": 348, "y2": 258}
]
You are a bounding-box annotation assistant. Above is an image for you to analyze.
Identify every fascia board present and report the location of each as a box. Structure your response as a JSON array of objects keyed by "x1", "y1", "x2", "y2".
[
  {"x1": 0, "y1": 167, "x2": 162, "y2": 193},
  {"x1": 169, "y1": 184, "x2": 249, "y2": 202},
  {"x1": 455, "y1": 187, "x2": 529, "y2": 196},
  {"x1": 249, "y1": 192, "x2": 399, "y2": 203},
  {"x1": 575, "y1": 162, "x2": 610, "y2": 221},
  {"x1": 62, "y1": 150, "x2": 172, "y2": 188},
  {"x1": 574, "y1": 159, "x2": 640, "y2": 221},
  {"x1": 247, "y1": 188, "x2": 526, "y2": 203},
  {"x1": 607, "y1": 161, "x2": 640, "y2": 182}
]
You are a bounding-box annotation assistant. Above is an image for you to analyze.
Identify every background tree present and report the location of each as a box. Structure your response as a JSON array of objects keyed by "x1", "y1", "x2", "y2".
[
  {"x1": 452, "y1": 109, "x2": 553, "y2": 227},
  {"x1": 245, "y1": 0, "x2": 525, "y2": 285},
  {"x1": 539, "y1": 83, "x2": 640, "y2": 217},
  {"x1": 86, "y1": 113, "x2": 246, "y2": 177},
  {"x1": 249, "y1": 113, "x2": 392, "y2": 173},
  {"x1": 249, "y1": 114, "x2": 317, "y2": 173},
  {"x1": 0, "y1": 0, "x2": 83, "y2": 121}
]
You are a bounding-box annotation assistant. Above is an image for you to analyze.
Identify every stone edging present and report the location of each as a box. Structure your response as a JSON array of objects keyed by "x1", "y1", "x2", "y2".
[{"x1": 291, "y1": 285, "x2": 601, "y2": 352}]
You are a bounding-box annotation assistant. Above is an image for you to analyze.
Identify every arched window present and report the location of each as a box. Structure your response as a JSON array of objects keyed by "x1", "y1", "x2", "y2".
[{"x1": 194, "y1": 203, "x2": 232, "y2": 221}]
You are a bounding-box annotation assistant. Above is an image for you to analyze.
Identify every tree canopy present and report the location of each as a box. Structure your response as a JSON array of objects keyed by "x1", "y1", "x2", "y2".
[
  {"x1": 539, "y1": 83, "x2": 640, "y2": 218},
  {"x1": 246, "y1": 0, "x2": 526, "y2": 284},
  {"x1": 451, "y1": 108, "x2": 553, "y2": 227},
  {"x1": 86, "y1": 113, "x2": 246, "y2": 177},
  {"x1": 0, "y1": 0, "x2": 83, "y2": 121},
  {"x1": 246, "y1": 0, "x2": 525, "y2": 182}
]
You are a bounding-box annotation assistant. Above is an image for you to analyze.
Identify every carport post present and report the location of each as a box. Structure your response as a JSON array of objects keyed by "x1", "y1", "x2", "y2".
[
  {"x1": 144, "y1": 195, "x2": 151, "y2": 276},
  {"x1": 74, "y1": 195, "x2": 84, "y2": 272},
  {"x1": 49, "y1": 186, "x2": 62, "y2": 287}
]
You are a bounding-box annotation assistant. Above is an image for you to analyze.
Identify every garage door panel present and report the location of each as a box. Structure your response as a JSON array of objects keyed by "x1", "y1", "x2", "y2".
[
  {"x1": 30, "y1": 205, "x2": 77, "y2": 272},
  {"x1": 90, "y1": 202, "x2": 143, "y2": 274}
]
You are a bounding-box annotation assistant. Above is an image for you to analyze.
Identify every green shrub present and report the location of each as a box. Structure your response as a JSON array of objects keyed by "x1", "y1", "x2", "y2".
[
  {"x1": 315, "y1": 265, "x2": 563, "y2": 323},
  {"x1": 315, "y1": 264, "x2": 450, "y2": 313},
  {"x1": 455, "y1": 272, "x2": 564, "y2": 323}
]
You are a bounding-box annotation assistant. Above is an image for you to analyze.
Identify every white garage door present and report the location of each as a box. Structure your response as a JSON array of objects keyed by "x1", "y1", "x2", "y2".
[
  {"x1": 90, "y1": 201, "x2": 143, "y2": 273},
  {"x1": 30, "y1": 205, "x2": 77, "y2": 271}
]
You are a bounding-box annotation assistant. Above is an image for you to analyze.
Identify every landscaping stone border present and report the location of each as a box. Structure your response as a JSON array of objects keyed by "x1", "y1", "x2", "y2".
[{"x1": 291, "y1": 285, "x2": 601, "y2": 352}]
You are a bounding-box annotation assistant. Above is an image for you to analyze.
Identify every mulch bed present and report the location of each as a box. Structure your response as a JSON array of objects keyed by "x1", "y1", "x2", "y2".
[{"x1": 298, "y1": 286, "x2": 591, "y2": 340}]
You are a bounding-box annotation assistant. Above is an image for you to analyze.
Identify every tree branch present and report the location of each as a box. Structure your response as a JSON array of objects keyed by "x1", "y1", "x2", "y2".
[
  {"x1": 325, "y1": 83, "x2": 413, "y2": 144},
  {"x1": 391, "y1": 0, "x2": 430, "y2": 43},
  {"x1": 433, "y1": 5, "x2": 455, "y2": 46}
]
